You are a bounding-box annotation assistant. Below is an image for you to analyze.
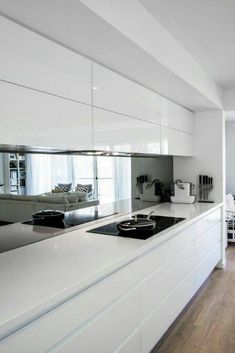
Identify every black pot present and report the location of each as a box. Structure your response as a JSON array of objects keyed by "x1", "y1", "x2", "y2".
[
  {"x1": 117, "y1": 217, "x2": 156, "y2": 233},
  {"x1": 32, "y1": 209, "x2": 65, "y2": 225}
]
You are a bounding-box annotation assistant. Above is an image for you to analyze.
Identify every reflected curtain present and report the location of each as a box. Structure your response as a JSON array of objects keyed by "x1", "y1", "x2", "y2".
[
  {"x1": 26, "y1": 154, "x2": 132, "y2": 201},
  {"x1": 26, "y1": 154, "x2": 73, "y2": 195}
]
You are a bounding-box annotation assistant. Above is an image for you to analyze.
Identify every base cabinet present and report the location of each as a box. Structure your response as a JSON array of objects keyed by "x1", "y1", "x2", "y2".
[
  {"x1": 0, "y1": 208, "x2": 222, "y2": 353},
  {"x1": 52, "y1": 289, "x2": 141, "y2": 353},
  {"x1": 195, "y1": 243, "x2": 221, "y2": 291},
  {"x1": 141, "y1": 271, "x2": 195, "y2": 353},
  {"x1": 115, "y1": 329, "x2": 141, "y2": 353}
]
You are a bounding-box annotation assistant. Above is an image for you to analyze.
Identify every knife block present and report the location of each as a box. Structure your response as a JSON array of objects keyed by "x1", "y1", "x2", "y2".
[{"x1": 198, "y1": 175, "x2": 214, "y2": 203}]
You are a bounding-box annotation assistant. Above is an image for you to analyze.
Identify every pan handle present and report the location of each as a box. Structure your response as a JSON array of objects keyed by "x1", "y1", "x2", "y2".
[
  {"x1": 118, "y1": 226, "x2": 137, "y2": 231},
  {"x1": 147, "y1": 210, "x2": 154, "y2": 220}
]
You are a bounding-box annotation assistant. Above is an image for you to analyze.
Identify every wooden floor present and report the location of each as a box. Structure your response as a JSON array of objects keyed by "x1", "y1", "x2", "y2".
[{"x1": 152, "y1": 245, "x2": 235, "y2": 353}]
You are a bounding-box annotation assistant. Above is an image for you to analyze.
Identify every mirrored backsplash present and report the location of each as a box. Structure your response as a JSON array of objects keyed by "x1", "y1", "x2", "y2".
[{"x1": 0, "y1": 152, "x2": 173, "y2": 224}]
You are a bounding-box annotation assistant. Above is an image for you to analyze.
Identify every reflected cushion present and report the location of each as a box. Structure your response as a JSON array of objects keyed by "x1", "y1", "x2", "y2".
[
  {"x1": 75, "y1": 184, "x2": 92, "y2": 193},
  {"x1": 58, "y1": 183, "x2": 72, "y2": 192}
]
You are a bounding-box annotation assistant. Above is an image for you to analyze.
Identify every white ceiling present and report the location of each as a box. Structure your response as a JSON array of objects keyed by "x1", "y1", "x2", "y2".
[{"x1": 140, "y1": 0, "x2": 235, "y2": 89}]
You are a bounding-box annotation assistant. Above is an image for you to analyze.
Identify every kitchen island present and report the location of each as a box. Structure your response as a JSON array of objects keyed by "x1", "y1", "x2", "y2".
[{"x1": 0, "y1": 201, "x2": 224, "y2": 353}]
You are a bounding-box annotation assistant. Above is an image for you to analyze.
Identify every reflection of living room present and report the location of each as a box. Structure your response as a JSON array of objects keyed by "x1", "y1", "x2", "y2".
[
  {"x1": 0, "y1": 153, "x2": 132, "y2": 222},
  {"x1": 0, "y1": 153, "x2": 173, "y2": 223}
]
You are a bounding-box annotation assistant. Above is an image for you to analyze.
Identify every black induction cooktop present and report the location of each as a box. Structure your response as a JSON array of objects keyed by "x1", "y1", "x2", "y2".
[{"x1": 87, "y1": 214, "x2": 185, "y2": 240}]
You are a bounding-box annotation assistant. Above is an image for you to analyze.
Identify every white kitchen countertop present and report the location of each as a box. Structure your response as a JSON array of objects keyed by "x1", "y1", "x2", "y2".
[{"x1": 0, "y1": 201, "x2": 223, "y2": 340}]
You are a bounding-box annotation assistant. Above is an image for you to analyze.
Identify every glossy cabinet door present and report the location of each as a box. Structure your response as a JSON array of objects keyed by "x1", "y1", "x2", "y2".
[
  {"x1": 0, "y1": 16, "x2": 91, "y2": 104},
  {"x1": 195, "y1": 243, "x2": 221, "y2": 291},
  {"x1": 0, "y1": 81, "x2": 92, "y2": 150},
  {"x1": 93, "y1": 107, "x2": 161, "y2": 154},
  {"x1": 161, "y1": 97, "x2": 194, "y2": 134},
  {"x1": 115, "y1": 329, "x2": 141, "y2": 353},
  {"x1": 53, "y1": 289, "x2": 141, "y2": 353},
  {"x1": 141, "y1": 271, "x2": 195, "y2": 353},
  {"x1": 142, "y1": 242, "x2": 195, "y2": 319},
  {"x1": 161, "y1": 126, "x2": 195, "y2": 156},
  {"x1": 93, "y1": 63, "x2": 161, "y2": 124}
]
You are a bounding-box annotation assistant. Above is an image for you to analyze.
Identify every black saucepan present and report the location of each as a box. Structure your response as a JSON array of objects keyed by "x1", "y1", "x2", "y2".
[
  {"x1": 117, "y1": 211, "x2": 156, "y2": 233},
  {"x1": 32, "y1": 209, "x2": 65, "y2": 225}
]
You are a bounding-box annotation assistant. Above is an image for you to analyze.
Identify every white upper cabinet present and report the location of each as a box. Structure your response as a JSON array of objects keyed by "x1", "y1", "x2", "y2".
[
  {"x1": 92, "y1": 63, "x2": 161, "y2": 124},
  {"x1": 161, "y1": 98, "x2": 194, "y2": 134},
  {"x1": 93, "y1": 108, "x2": 161, "y2": 154},
  {"x1": 0, "y1": 81, "x2": 92, "y2": 150},
  {"x1": 92, "y1": 63, "x2": 195, "y2": 156},
  {"x1": 0, "y1": 16, "x2": 91, "y2": 104},
  {"x1": 161, "y1": 127, "x2": 195, "y2": 156}
]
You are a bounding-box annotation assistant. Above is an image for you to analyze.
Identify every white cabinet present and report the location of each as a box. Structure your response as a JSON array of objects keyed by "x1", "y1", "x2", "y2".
[
  {"x1": 140, "y1": 208, "x2": 221, "y2": 352},
  {"x1": 0, "y1": 207, "x2": 222, "y2": 353},
  {"x1": 142, "y1": 242, "x2": 195, "y2": 318},
  {"x1": 161, "y1": 126, "x2": 195, "y2": 156},
  {"x1": 196, "y1": 222, "x2": 221, "y2": 263},
  {"x1": 0, "y1": 16, "x2": 91, "y2": 104},
  {"x1": 161, "y1": 98, "x2": 194, "y2": 134},
  {"x1": 92, "y1": 63, "x2": 195, "y2": 157},
  {"x1": 93, "y1": 107, "x2": 161, "y2": 154},
  {"x1": 93, "y1": 63, "x2": 161, "y2": 124},
  {"x1": 115, "y1": 329, "x2": 141, "y2": 353},
  {"x1": 0, "y1": 16, "x2": 195, "y2": 156},
  {"x1": 53, "y1": 289, "x2": 141, "y2": 353},
  {"x1": 195, "y1": 208, "x2": 221, "y2": 237},
  {"x1": 141, "y1": 271, "x2": 195, "y2": 353},
  {"x1": 0, "y1": 81, "x2": 92, "y2": 150},
  {"x1": 195, "y1": 243, "x2": 221, "y2": 291}
]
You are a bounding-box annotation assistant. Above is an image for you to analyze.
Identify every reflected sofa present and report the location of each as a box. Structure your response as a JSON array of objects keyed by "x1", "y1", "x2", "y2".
[{"x1": 0, "y1": 193, "x2": 99, "y2": 223}]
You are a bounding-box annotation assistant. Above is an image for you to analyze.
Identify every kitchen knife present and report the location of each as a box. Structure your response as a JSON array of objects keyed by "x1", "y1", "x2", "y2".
[
  {"x1": 199, "y1": 175, "x2": 202, "y2": 200},
  {"x1": 203, "y1": 175, "x2": 206, "y2": 200},
  {"x1": 205, "y1": 175, "x2": 208, "y2": 200}
]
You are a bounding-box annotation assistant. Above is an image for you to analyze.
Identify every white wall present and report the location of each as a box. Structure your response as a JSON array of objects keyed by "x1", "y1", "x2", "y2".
[
  {"x1": 173, "y1": 110, "x2": 225, "y2": 203},
  {"x1": 173, "y1": 110, "x2": 226, "y2": 265},
  {"x1": 224, "y1": 89, "x2": 235, "y2": 110},
  {"x1": 225, "y1": 121, "x2": 235, "y2": 194},
  {"x1": 0, "y1": 153, "x2": 4, "y2": 192},
  {"x1": 131, "y1": 156, "x2": 173, "y2": 198}
]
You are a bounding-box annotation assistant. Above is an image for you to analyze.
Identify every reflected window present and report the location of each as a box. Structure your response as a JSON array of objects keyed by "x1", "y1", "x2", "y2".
[{"x1": 1, "y1": 153, "x2": 132, "y2": 205}]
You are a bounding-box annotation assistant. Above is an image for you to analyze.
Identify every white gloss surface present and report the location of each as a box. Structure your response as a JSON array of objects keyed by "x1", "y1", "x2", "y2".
[{"x1": 0, "y1": 202, "x2": 222, "y2": 339}]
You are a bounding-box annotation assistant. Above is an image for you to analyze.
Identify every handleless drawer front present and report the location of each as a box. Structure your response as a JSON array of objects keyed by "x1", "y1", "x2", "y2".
[
  {"x1": 52, "y1": 289, "x2": 141, "y2": 353},
  {"x1": 0, "y1": 81, "x2": 92, "y2": 149},
  {"x1": 161, "y1": 126, "x2": 194, "y2": 156},
  {"x1": 0, "y1": 16, "x2": 91, "y2": 104},
  {"x1": 93, "y1": 107, "x2": 161, "y2": 154},
  {"x1": 142, "y1": 242, "x2": 195, "y2": 318},
  {"x1": 195, "y1": 242, "x2": 221, "y2": 291},
  {"x1": 196, "y1": 222, "x2": 221, "y2": 264},
  {"x1": 115, "y1": 329, "x2": 141, "y2": 353},
  {"x1": 133, "y1": 223, "x2": 196, "y2": 281},
  {"x1": 141, "y1": 271, "x2": 195, "y2": 353},
  {"x1": 195, "y1": 209, "x2": 222, "y2": 238},
  {"x1": 0, "y1": 260, "x2": 143, "y2": 353},
  {"x1": 93, "y1": 63, "x2": 161, "y2": 124}
]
